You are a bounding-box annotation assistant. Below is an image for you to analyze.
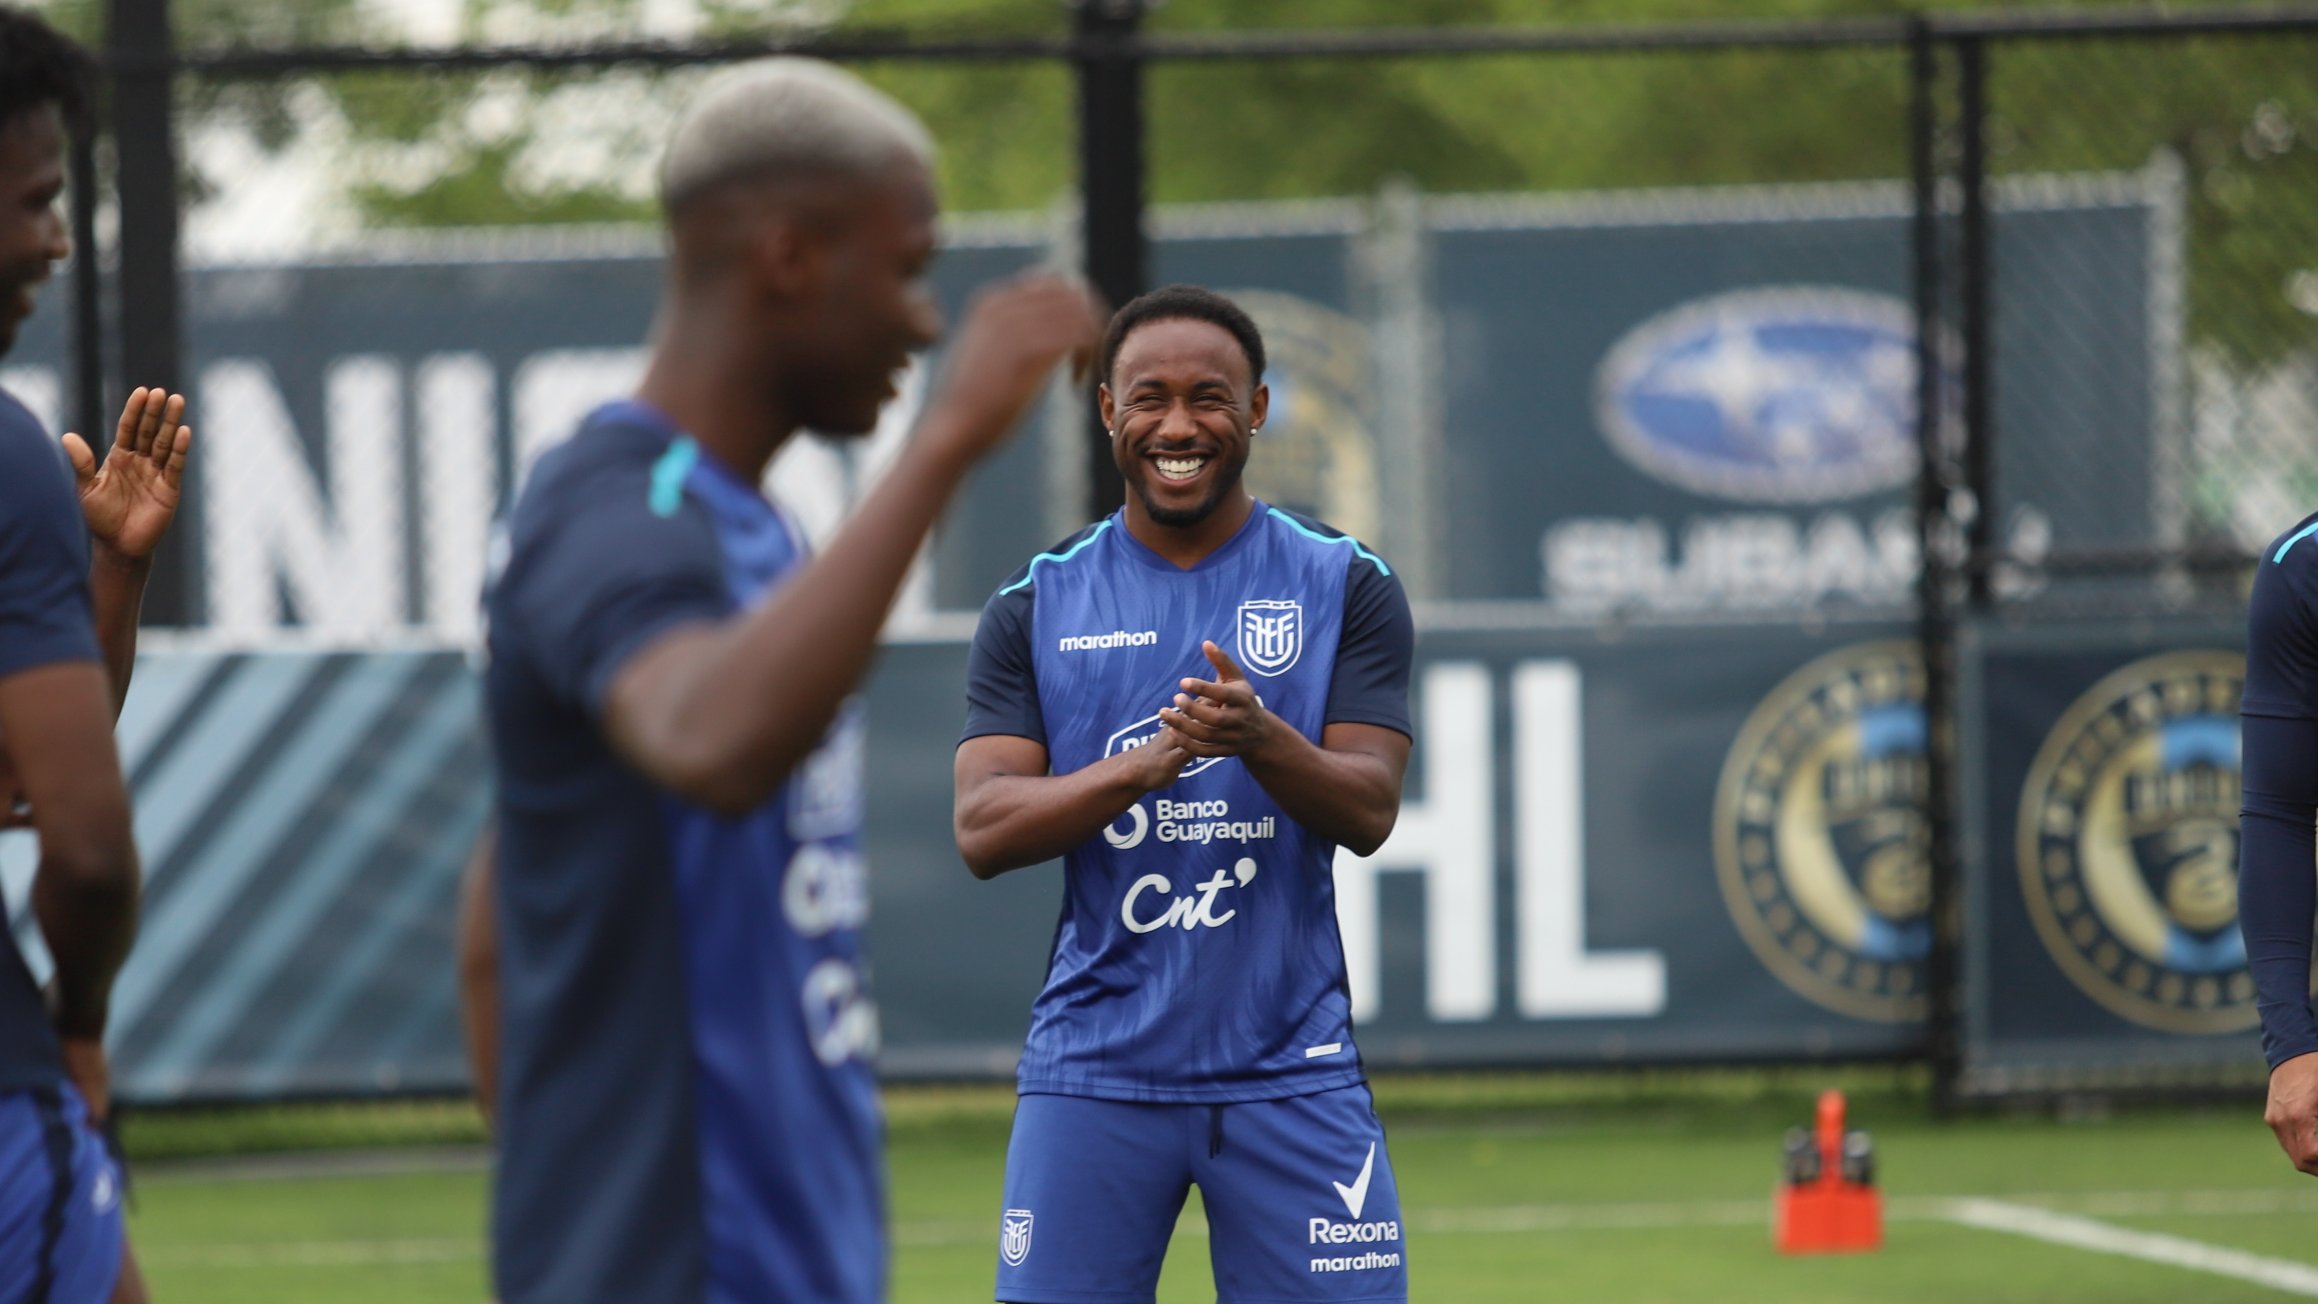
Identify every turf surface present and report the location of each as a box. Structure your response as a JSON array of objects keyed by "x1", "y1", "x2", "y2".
[{"x1": 118, "y1": 1074, "x2": 2318, "y2": 1303}]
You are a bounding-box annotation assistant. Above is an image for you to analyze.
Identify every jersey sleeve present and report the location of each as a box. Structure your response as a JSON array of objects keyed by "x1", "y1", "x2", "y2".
[
  {"x1": 961, "y1": 579, "x2": 1044, "y2": 746},
  {"x1": 2245, "y1": 531, "x2": 2318, "y2": 721},
  {"x1": 0, "y1": 412, "x2": 99, "y2": 682},
  {"x1": 1324, "y1": 554, "x2": 1414, "y2": 737},
  {"x1": 2242, "y1": 539, "x2": 2318, "y2": 1068},
  {"x1": 497, "y1": 457, "x2": 732, "y2": 717},
  {"x1": 2242, "y1": 712, "x2": 2318, "y2": 1069}
]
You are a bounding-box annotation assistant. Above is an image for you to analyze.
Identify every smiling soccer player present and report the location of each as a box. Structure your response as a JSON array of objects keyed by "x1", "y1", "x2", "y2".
[{"x1": 955, "y1": 285, "x2": 1416, "y2": 1303}]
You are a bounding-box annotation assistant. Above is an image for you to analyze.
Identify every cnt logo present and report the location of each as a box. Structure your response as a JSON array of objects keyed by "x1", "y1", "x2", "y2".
[
  {"x1": 1121, "y1": 858, "x2": 1260, "y2": 934},
  {"x1": 1000, "y1": 1209, "x2": 1034, "y2": 1268},
  {"x1": 1308, "y1": 1142, "x2": 1401, "y2": 1275}
]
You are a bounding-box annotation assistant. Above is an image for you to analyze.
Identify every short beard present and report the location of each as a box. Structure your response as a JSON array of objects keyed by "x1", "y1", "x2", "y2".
[{"x1": 1128, "y1": 454, "x2": 1245, "y2": 528}]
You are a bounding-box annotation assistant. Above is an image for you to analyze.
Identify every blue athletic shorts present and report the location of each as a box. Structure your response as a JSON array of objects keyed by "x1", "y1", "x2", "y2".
[
  {"x1": 994, "y1": 1083, "x2": 1408, "y2": 1304},
  {"x1": 0, "y1": 1085, "x2": 124, "y2": 1304}
]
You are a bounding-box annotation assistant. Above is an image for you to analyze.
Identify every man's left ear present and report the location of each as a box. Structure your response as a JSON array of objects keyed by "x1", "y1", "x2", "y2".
[{"x1": 1250, "y1": 382, "x2": 1270, "y2": 433}]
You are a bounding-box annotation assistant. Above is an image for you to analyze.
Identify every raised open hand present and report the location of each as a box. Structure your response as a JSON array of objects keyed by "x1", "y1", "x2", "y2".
[{"x1": 66, "y1": 387, "x2": 191, "y2": 561}]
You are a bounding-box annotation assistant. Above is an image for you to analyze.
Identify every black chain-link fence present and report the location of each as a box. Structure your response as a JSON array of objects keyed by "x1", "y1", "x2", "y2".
[{"x1": 18, "y1": 3, "x2": 2318, "y2": 1104}]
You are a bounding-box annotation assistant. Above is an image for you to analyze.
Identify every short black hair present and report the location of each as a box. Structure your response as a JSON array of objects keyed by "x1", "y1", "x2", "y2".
[
  {"x1": 0, "y1": 6, "x2": 92, "y2": 133},
  {"x1": 1100, "y1": 284, "x2": 1267, "y2": 392}
]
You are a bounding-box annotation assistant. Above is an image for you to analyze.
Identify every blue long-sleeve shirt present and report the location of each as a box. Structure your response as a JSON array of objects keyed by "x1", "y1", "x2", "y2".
[{"x1": 2242, "y1": 509, "x2": 2318, "y2": 1069}]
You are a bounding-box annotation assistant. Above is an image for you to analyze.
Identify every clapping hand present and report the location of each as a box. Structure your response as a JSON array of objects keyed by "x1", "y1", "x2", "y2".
[{"x1": 1158, "y1": 641, "x2": 1274, "y2": 760}]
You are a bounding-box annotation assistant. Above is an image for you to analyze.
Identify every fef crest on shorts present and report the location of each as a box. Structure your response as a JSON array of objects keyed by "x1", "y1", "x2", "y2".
[
  {"x1": 1001, "y1": 1209, "x2": 1035, "y2": 1267},
  {"x1": 1237, "y1": 600, "x2": 1304, "y2": 677}
]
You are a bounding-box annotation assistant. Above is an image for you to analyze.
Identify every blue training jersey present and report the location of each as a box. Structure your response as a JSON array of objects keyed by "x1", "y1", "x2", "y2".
[
  {"x1": 2242, "y1": 509, "x2": 2318, "y2": 1068},
  {"x1": 0, "y1": 388, "x2": 100, "y2": 1094},
  {"x1": 484, "y1": 401, "x2": 881, "y2": 1304},
  {"x1": 964, "y1": 503, "x2": 1414, "y2": 1103}
]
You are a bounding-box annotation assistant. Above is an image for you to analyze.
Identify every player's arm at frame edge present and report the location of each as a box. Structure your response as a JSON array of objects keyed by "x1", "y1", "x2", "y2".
[{"x1": 0, "y1": 662, "x2": 137, "y2": 1071}]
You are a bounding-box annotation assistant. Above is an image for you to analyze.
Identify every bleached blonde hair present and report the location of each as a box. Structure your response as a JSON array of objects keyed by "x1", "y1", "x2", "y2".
[{"x1": 659, "y1": 58, "x2": 934, "y2": 215}]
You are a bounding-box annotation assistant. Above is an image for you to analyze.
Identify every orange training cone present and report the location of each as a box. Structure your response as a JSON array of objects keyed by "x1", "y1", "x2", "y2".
[{"x1": 1772, "y1": 1089, "x2": 1882, "y2": 1254}]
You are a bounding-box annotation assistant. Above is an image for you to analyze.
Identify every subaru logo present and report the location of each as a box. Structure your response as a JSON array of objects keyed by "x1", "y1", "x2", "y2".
[{"x1": 1594, "y1": 286, "x2": 1940, "y2": 504}]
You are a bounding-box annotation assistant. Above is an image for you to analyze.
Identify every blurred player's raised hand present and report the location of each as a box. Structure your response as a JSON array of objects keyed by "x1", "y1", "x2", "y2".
[
  {"x1": 65, "y1": 387, "x2": 192, "y2": 561},
  {"x1": 921, "y1": 272, "x2": 1103, "y2": 463}
]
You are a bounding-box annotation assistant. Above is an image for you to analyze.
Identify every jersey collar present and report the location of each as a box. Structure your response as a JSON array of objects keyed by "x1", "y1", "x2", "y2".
[{"x1": 1111, "y1": 498, "x2": 1270, "y2": 575}]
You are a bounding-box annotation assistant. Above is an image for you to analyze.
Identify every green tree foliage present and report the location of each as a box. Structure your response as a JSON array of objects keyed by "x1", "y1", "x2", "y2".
[{"x1": 25, "y1": 0, "x2": 2318, "y2": 365}]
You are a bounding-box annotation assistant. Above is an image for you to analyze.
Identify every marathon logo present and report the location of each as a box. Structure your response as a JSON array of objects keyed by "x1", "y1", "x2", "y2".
[
  {"x1": 1307, "y1": 1219, "x2": 1402, "y2": 1274},
  {"x1": 1058, "y1": 629, "x2": 1158, "y2": 652},
  {"x1": 1309, "y1": 1251, "x2": 1403, "y2": 1274},
  {"x1": 1154, "y1": 798, "x2": 1276, "y2": 845}
]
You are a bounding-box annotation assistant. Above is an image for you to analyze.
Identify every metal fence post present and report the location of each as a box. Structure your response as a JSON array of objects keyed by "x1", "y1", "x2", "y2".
[
  {"x1": 1910, "y1": 19, "x2": 1965, "y2": 1117},
  {"x1": 1073, "y1": 0, "x2": 1146, "y2": 521},
  {"x1": 67, "y1": 116, "x2": 103, "y2": 449},
  {"x1": 1958, "y1": 36, "x2": 1994, "y2": 610},
  {"x1": 108, "y1": 0, "x2": 189, "y2": 624}
]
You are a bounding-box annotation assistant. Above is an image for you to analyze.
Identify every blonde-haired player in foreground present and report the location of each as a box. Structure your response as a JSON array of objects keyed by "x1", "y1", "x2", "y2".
[{"x1": 478, "y1": 57, "x2": 1100, "y2": 1302}]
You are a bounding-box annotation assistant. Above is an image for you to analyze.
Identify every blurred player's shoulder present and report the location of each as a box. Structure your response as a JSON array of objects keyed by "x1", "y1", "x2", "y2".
[
  {"x1": 0, "y1": 386, "x2": 74, "y2": 500},
  {"x1": 2265, "y1": 508, "x2": 2318, "y2": 577},
  {"x1": 0, "y1": 385, "x2": 50, "y2": 453},
  {"x1": 507, "y1": 404, "x2": 695, "y2": 535}
]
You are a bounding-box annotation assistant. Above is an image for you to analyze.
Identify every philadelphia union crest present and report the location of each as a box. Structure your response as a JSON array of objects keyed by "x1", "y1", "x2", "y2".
[
  {"x1": 2018, "y1": 652, "x2": 2256, "y2": 1033},
  {"x1": 1238, "y1": 600, "x2": 1304, "y2": 677},
  {"x1": 1715, "y1": 642, "x2": 1931, "y2": 1022},
  {"x1": 1230, "y1": 290, "x2": 1382, "y2": 546},
  {"x1": 1000, "y1": 1210, "x2": 1034, "y2": 1267}
]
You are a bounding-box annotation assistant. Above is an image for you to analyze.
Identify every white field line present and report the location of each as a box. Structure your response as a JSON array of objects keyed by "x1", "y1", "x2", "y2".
[
  {"x1": 1942, "y1": 1196, "x2": 2318, "y2": 1298},
  {"x1": 135, "y1": 1188, "x2": 2318, "y2": 1270}
]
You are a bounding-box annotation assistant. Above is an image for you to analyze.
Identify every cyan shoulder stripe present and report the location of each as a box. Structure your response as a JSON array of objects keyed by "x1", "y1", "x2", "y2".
[
  {"x1": 1266, "y1": 507, "x2": 1391, "y2": 577},
  {"x1": 2275, "y1": 521, "x2": 2318, "y2": 564},
  {"x1": 1000, "y1": 519, "x2": 1115, "y2": 595},
  {"x1": 648, "y1": 436, "x2": 700, "y2": 519}
]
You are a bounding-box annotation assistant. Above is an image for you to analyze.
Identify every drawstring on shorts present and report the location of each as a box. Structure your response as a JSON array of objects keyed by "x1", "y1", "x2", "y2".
[{"x1": 1207, "y1": 1103, "x2": 1226, "y2": 1158}]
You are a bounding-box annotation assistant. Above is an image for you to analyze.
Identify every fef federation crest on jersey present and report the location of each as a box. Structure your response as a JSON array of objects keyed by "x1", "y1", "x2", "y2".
[
  {"x1": 1000, "y1": 1210, "x2": 1034, "y2": 1267},
  {"x1": 1239, "y1": 599, "x2": 1304, "y2": 676}
]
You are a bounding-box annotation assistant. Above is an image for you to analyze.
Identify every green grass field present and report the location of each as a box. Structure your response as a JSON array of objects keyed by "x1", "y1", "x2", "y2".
[{"x1": 117, "y1": 1071, "x2": 2318, "y2": 1303}]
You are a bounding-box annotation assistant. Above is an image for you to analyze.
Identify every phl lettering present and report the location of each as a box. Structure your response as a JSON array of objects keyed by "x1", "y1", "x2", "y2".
[{"x1": 1333, "y1": 660, "x2": 1668, "y2": 1024}]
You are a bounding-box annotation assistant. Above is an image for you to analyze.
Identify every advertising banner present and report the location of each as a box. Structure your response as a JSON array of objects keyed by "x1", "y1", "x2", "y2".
[
  {"x1": 0, "y1": 170, "x2": 2165, "y2": 635},
  {"x1": 12, "y1": 617, "x2": 2275, "y2": 1100},
  {"x1": 6, "y1": 617, "x2": 1954, "y2": 1100},
  {"x1": 1430, "y1": 171, "x2": 2169, "y2": 610},
  {"x1": 1960, "y1": 618, "x2": 2262, "y2": 1084}
]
